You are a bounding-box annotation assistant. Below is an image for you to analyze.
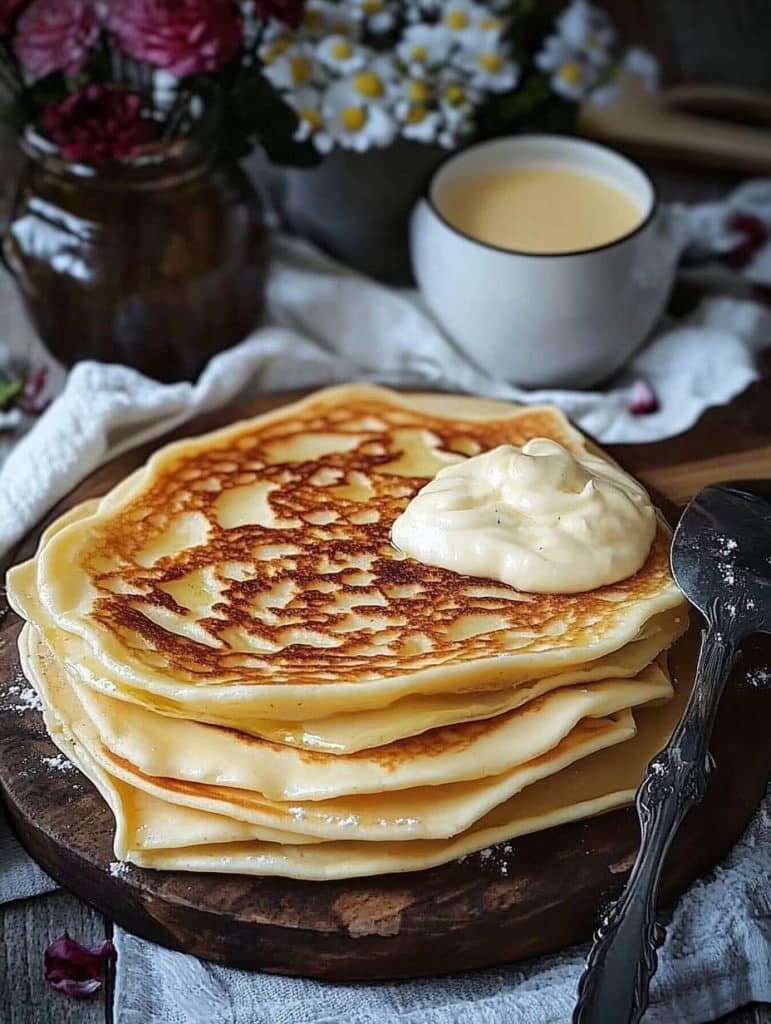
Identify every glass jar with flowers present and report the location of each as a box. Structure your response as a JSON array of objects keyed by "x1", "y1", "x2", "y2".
[
  {"x1": 264, "y1": 0, "x2": 640, "y2": 282},
  {"x1": 0, "y1": 0, "x2": 305, "y2": 382}
]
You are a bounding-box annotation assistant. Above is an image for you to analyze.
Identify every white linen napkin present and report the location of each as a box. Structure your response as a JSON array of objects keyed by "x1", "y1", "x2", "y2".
[{"x1": 1, "y1": 182, "x2": 770, "y2": 1023}]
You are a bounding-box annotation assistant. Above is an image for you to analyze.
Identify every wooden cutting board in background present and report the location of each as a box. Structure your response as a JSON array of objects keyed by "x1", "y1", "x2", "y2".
[{"x1": 580, "y1": 72, "x2": 771, "y2": 174}]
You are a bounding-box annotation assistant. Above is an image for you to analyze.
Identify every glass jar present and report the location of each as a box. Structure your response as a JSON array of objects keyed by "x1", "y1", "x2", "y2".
[{"x1": 4, "y1": 130, "x2": 267, "y2": 382}]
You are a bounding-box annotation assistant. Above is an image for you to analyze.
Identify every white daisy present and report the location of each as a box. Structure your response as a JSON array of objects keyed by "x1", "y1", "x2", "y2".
[
  {"x1": 473, "y1": 9, "x2": 506, "y2": 34},
  {"x1": 396, "y1": 24, "x2": 454, "y2": 76},
  {"x1": 288, "y1": 86, "x2": 334, "y2": 153},
  {"x1": 322, "y1": 79, "x2": 398, "y2": 151},
  {"x1": 537, "y1": 34, "x2": 599, "y2": 101},
  {"x1": 396, "y1": 100, "x2": 442, "y2": 144},
  {"x1": 258, "y1": 33, "x2": 295, "y2": 67},
  {"x1": 440, "y1": 1, "x2": 488, "y2": 36},
  {"x1": 317, "y1": 34, "x2": 368, "y2": 75},
  {"x1": 348, "y1": 65, "x2": 393, "y2": 103},
  {"x1": 625, "y1": 46, "x2": 660, "y2": 92},
  {"x1": 263, "y1": 42, "x2": 322, "y2": 91},
  {"x1": 456, "y1": 42, "x2": 519, "y2": 93},
  {"x1": 391, "y1": 74, "x2": 435, "y2": 108},
  {"x1": 301, "y1": 0, "x2": 361, "y2": 41},
  {"x1": 556, "y1": 0, "x2": 614, "y2": 66},
  {"x1": 349, "y1": 0, "x2": 397, "y2": 35},
  {"x1": 437, "y1": 75, "x2": 480, "y2": 125},
  {"x1": 435, "y1": 76, "x2": 478, "y2": 145}
]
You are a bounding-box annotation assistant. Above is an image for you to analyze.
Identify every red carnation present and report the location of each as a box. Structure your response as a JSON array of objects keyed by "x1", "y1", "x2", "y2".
[
  {"x1": 41, "y1": 85, "x2": 155, "y2": 167},
  {"x1": 106, "y1": 0, "x2": 243, "y2": 77},
  {"x1": 253, "y1": 0, "x2": 305, "y2": 27},
  {"x1": 0, "y1": 0, "x2": 26, "y2": 36},
  {"x1": 14, "y1": 0, "x2": 100, "y2": 80}
]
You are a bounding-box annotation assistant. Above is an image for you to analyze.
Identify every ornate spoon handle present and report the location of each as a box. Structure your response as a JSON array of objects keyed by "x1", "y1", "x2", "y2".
[{"x1": 572, "y1": 617, "x2": 739, "y2": 1024}]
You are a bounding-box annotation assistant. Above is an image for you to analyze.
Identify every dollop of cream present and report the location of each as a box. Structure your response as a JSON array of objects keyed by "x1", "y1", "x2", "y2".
[{"x1": 391, "y1": 439, "x2": 656, "y2": 594}]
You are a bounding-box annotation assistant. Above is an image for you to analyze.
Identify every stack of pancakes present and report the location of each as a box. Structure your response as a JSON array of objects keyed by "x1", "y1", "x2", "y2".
[{"x1": 7, "y1": 386, "x2": 689, "y2": 880}]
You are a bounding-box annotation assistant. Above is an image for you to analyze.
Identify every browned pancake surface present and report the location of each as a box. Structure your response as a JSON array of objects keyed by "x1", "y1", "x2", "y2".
[{"x1": 68, "y1": 390, "x2": 677, "y2": 686}]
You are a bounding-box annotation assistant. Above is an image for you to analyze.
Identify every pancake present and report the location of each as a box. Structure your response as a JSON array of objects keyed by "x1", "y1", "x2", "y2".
[
  {"x1": 8, "y1": 386, "x2": 686, "y2": 725},
  {"x1": 8, "y1": 385, "x2": 691, "y2": 879},
  {"x1": 36, "y1": 663, "x2": 693, "y2": 879},
  {"x1": 24, "y1": 623, "x2": 643, "y2": 844},
  {"x1": 16, "y1": 546, "x2": 684, "y2": 748},
  {"x1": 63, "y1": 649, "x2": 673, "y2": 800}
]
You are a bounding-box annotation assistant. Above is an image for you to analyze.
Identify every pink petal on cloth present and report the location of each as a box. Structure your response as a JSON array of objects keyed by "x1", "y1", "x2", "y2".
[
  {"x1": 724, "y1": 213, "x2": 769, "y2": 269},
  {"x1": 629, "y1": 378, "x2": 659, "y2": 415},
  {"x1": 44, "y1": 932, "x2": 115, "y2": 999}
]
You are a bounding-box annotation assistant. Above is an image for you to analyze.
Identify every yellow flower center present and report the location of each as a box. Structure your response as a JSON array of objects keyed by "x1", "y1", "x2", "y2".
[
  {"x1": 478, "y1": 15, "x2": 502, "y2": 31},
  {"x1": 559, "y1": 60, "x2": 583, "y2": 86},
  {"x1": 411, "y1": 44, "x2": 428, "y2": 61},
  {"x1": 341, "y1": 106, "x2": 367, "y2": 131},
  {"x1": 444, "y1": 83, "x2": 465, "y2": 105},
  {"x1": 478, "y1": 52, "x2": 503, "y2": 73},
  {"x1": 330, "y1": 40, "x2": 354, "y2": 60},
  {"x1": 353, "y1": 71, "x2": 384, "y2": 98},
  {"x1": 406, "y1": 103, "x2": 428, "y2": 125},
  {"x1": 301, "y1": 109, "x2": 323, "y2": 132},
  {"x1": 290, "y1": 56, "x2": 312, "y2": 85},
  {"x1": 446, "y1": 9, "x2": 469, "y2": 29},
  {"x1": 362, "y1": 0, "x2": 383, "y2": 11},
  {"x1": 263, "y1": 38, "x2": 291, "y2": 64},
  {"x1": 407, "y1": 79, "x2": 431, "y2": 102}
]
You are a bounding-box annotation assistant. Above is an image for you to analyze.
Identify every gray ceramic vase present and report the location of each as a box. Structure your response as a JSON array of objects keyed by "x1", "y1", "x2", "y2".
[{"x1": 275, "y1": 139, "x2": 446, "y2": 284}]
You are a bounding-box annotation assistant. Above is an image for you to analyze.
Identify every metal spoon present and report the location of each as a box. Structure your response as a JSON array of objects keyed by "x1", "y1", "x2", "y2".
[{"x1": 573, "y1": 482, "x2": 771, "y2": 1024}]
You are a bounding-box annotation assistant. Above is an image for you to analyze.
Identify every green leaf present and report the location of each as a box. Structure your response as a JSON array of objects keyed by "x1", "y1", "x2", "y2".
[
  {"x1": 0, "y1": 377, "x2": 23, "y2": 411},
  {"x1": 218, "y1": 68, "x2": 321, "y2": 166},
  {"x1": 473, "y1": 71, "x2": 577, "y2": 140}
]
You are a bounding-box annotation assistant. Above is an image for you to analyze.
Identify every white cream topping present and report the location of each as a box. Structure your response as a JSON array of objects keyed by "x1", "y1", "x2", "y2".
[{"x1": 391, "y1": 439, "x2": 657, "y2": 594}]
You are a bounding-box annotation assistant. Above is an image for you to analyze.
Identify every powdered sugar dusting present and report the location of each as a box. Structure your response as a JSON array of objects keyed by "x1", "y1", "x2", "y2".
[
  {"x1": 41, "y1": 753, "x2": 75, "y2": 773},
  {"x1": 458, "y1": 842, "x2": 515, "y2": 876},
  {"x1": 716, "y1": 535, "x2": 739, "y2": 586},
  {"x1": 746, "y1": 667, "x2": 770, "y2": 688},
  {"x1": 5, "y1": 681, "x2": 43, "y2": 713},
  {"x1": 325, "y1": 813, "x2": 359, "y2": 828}
]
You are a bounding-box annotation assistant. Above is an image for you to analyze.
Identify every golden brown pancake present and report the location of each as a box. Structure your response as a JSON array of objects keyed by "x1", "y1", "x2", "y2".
[
  {"x1": 8, "y1": 386, "x2": 685, "y2": 723},
  {"x1": 7, "y1": 386, "x2": 690, "y2": 878}
]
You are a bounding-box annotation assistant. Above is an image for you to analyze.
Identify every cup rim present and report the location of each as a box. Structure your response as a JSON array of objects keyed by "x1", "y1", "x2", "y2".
[{"x1": 424, "y1": 133, "x2": 659, "y2": 259}]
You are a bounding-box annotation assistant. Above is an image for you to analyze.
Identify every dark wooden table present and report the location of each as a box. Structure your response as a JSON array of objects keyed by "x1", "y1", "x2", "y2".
[{"x1": 1, "y1": 159, "x2": 769, "y2": 1022}]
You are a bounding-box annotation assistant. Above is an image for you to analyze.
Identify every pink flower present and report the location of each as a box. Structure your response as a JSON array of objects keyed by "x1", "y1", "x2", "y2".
[
  {"x1": 44, "y1": 932, "x2": 115, "y2": 999},
  {"x1": 0, "y1": 0, "x2": 27, "y2": 36},
  {"x1": 107, "y1": 0, "x2": 244, "y2": 77},
  {"x1": 14, "y1": 0, "x2": 99, "y2": 80},
  {"x1": 41, "y1": 85, "x2": 156, "y2": 167},
  {"x1": 253, "y1": 0, "x2": 305, "y2": 27}
]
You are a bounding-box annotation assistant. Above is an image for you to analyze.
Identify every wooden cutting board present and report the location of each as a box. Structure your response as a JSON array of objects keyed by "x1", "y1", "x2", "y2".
[
  {"x1": 580, "y1": 73, "x2": 771, "y2": 174},
  {"x1": 0, "y1": 390, "x2": 769, "y2": 981}
]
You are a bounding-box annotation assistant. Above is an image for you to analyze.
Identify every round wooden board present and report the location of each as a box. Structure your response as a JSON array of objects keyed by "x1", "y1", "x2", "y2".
[{"x1": 1, "y1": 393, "x2": 770, "y2": 981}]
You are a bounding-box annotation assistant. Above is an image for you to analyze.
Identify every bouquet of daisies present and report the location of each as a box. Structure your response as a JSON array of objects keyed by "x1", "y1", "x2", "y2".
[{"x1": 261, "y1": 0, "x2": 628, "y2": 156}]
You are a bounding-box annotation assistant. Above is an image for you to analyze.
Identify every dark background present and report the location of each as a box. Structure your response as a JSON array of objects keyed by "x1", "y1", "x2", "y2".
[{"x1": 604, "y1": 0, "x2": 771, "y2": 90}]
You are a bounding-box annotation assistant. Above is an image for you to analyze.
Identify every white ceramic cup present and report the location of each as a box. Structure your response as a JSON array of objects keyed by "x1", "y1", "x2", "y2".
[{"x1": 410, "y1": 134, "x2": 683, "y2": 389}]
